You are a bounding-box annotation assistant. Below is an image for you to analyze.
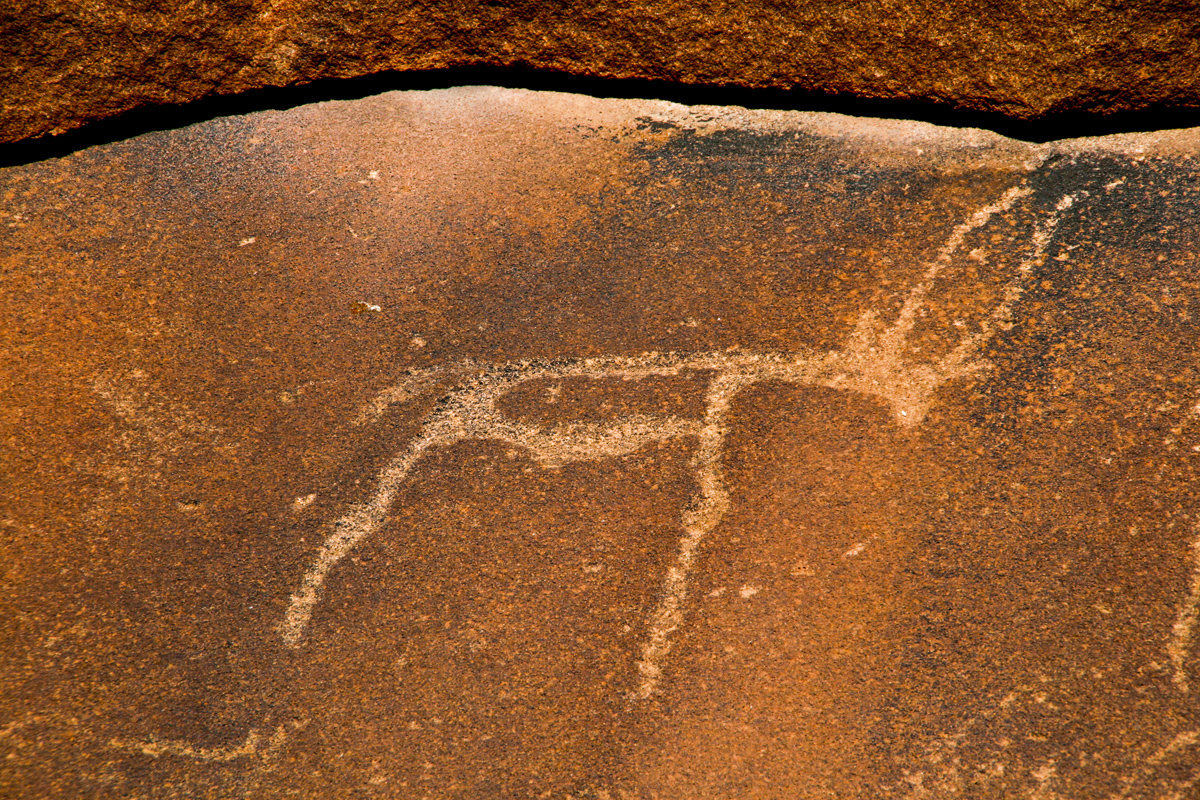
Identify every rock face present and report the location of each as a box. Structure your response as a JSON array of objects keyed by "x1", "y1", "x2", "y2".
[
  {"x1": 4, "y1": 1, "x2": 1200, "y2": 146},
  {"x1": 3, "y1": 88, "x2": 1200, "y2": 797}
]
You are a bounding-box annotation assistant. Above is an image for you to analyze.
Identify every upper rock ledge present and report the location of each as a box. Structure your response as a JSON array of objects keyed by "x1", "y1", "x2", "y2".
[{"x1": 3, "y1": 0, "x2": 1200, "y2": 146}]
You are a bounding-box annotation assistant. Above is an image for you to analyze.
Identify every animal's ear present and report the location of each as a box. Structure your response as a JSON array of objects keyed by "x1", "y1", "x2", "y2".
[
  {"x1": 875, "y1": 183, "x2": 1089, "y2": 382},
  {"x1": 830, "y1": 183, "x2": 1034, "y2": 380}
]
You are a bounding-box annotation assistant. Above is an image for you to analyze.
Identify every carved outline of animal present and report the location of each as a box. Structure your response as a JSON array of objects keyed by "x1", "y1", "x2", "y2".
[{"x1": 282, "y1": 184, "x2": 1085, "y2": 700}]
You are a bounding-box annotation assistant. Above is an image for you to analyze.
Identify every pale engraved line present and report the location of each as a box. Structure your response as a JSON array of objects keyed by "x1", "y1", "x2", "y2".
[
  {"x1": 1148, "y1": 730, "x2": 1199, "y2": 766},
  {"x1": 1168, "y1": 523, "x2": 1200, "y2": 693},
  {"x1": 109, "y1": 719, "x2": 306, "y2": 764},
  {"x1": 904, "y1": 687, "x2": 1197, "y2": 800},
  {"x1": 825, "y1": 190, "x2": 1081, "y2": 431},
  {"x1": 351, "y1": 365, "x2": 449, "y2": 427},
  {"x1": 940, "y1": 193, "x2": 1079, "y2": 369},
  {"x1": 884, "y1": 185, "x2": 1032, "y2": 352},
  {"x1": 283, "y1": 184, "x2": 1078, "y2": 693}
]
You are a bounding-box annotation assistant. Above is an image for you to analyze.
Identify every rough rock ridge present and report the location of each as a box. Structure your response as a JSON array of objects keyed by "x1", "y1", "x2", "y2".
[{"x1": 4, "y1": 0, "x2": 1200, "y2": 145}]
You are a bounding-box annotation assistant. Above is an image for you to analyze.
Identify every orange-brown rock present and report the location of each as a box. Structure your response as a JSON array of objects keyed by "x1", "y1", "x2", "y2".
[
  {"x1": 3, "y1": 87, "x2": 1200, "y2": 798},
  {"x1": 4, "y1": 0, "x2": 1200, "y2": 146}
]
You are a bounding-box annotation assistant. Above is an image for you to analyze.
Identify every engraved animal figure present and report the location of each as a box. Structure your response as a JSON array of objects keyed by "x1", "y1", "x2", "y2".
[
  {"x1": 282, "y1": 185, "x2": 1085, "y2": 700},
  {"x1": 110, "y1": 181, "x2": 1093, "y2": 764}
]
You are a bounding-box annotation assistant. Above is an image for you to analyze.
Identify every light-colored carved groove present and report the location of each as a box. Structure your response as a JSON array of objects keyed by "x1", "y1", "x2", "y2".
[
  {"x1": 117, "y1": 179, "x2": 1091, "y2": 763},
  {"x1": 283, "y1": 183, "x2": 1081, "y2": 703}
]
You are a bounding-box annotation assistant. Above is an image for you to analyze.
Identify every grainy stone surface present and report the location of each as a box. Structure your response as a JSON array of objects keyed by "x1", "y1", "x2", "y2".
[
  {"x1": 4, "y1": 1, "x2": 1200, "y2": 145},
  {"x1": 3, "y1": 88, "x2": 1200, "y2": 798}
]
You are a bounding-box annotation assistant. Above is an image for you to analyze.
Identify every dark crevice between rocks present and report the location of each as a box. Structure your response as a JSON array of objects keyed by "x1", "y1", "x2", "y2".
[{"x1": 4, "y1": 65, "x2": 1200, "y2": 168}]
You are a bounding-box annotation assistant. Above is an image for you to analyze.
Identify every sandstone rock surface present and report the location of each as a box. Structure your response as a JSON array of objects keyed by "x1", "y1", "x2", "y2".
[
  {"x1": 4, "y1": 1, "x2": 1200, "y2": 146},
  {"x1": 3, "y1": 88, "x2": 1200, "y2": 798}
]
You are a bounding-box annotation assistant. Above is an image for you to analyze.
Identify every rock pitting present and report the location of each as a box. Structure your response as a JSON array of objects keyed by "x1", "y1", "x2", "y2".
[{"x1": 2, "y1": 88, "x2": 1200, "y2": 798}]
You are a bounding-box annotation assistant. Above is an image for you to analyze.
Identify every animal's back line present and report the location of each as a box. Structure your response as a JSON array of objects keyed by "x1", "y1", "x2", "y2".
[{"x1": 417, "y1": 347, "x2": 831, "y2": 390}]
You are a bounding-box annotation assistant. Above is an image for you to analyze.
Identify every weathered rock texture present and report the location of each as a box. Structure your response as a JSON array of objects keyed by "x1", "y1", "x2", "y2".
[
  {"x1": 3, "y1": 88, "x2": 1200, "y2": 798},
  {"x1": 4, "y1": 0, "x2": 1200, "y2": 146}
]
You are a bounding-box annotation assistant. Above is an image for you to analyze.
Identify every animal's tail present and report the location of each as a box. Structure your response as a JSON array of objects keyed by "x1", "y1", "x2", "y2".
[{"x1": 351, "y1": 361, "x2": 477, "y2": 426}]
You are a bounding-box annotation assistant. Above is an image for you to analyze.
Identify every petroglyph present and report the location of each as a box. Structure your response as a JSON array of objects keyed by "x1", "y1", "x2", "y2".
[
  {"x1": 109, "y1": 730, "x2": 262, "y2": 763},
  {"x1": 281, "y1": 183, "x2": 1086, "y2": 702},
  {"x1": 1110, "y1": 729, "x2": 1200, "y2": 800},
  {"x1": 109, "y1": 718, "x2": 306, "y2": 764},
  {"x1": 900, "y1": 681, "x2": 1200, "y2": 800},
  {"x1": 106, "y1": 177, "x2": 1103, "y2": 767},
  {"x1": 91, "y1": 370, "x2": 228, "y2": 468},
  {"x1": 1161, "y1": 396, "x2": 1200, "y2": 694}
]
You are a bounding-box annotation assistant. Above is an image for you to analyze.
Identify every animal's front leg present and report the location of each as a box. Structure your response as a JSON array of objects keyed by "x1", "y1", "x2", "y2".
[{"x1": 632, "y1": 372, "x2": 752, "y2": 699}]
